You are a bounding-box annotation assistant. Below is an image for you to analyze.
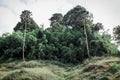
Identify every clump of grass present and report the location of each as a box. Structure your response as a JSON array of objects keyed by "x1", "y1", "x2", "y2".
[
  {"x1": 89, "y1": 72, "x2": 111, "y2": 80},
  {"x1": 3, "y1": 68, "x2": 61, "y2": 80},
  {"x1": 14, "y1": 61, "x2": 43, "y2": 69},
  {"x1": 3, "y1": 69, "x2": 33, "y2": 80},
  {"x1": 65, "y1": 72, "x2": 84, "y2": 80},
  {"x1": 0, "y1": 62, "x2": 16, "y2": 69},
  {"x1": 109, "y1": 62, "x2": 120, "y2": 74},
  {"x1": 113, "y1": 71, "x2": 120, "y2": 80}
]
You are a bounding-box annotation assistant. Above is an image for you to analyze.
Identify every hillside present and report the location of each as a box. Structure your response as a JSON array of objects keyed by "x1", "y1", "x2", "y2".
[
  {"x1": 0, "y1": 56, "x2": 120, "y2": 80},
  {"x1": 0, "y1": 5, "x2": 120, "y2": 80}
]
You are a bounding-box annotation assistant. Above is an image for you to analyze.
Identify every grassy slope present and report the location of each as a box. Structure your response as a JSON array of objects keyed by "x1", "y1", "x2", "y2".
[{"x1": 0, "y1": 56, "x2": 120, "y2": 80}]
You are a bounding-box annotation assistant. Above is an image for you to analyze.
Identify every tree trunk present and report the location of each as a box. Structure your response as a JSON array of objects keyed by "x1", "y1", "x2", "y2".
[
  {"x1": 22, "y1": 22, "x2": 27, "y2": 61},
  {"x1": 83, "y1": 19, "x2": 91, "y2": 59}
]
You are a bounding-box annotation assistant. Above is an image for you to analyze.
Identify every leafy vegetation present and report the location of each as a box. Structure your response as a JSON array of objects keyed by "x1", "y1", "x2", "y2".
[
  {"x1": 14, "y1": 10, "x2": 39, "y2": 32},
  {"x1": 0, "y1": 4, "x2": 120, "y2": 80},
  {"x1": 0, "y1": 5, "x2": 119, "y2": 63}
]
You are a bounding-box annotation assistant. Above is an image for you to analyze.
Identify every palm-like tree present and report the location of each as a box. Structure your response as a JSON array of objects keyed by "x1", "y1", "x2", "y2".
[{"x1": 20, "y1": 10, "x2": 32, "y2": 61}]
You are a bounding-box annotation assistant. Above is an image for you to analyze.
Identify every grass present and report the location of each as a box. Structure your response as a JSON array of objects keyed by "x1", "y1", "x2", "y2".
[
  {"x1": 3, "y1": 68, "x2": 60, "y2": 80},
  {"x1": 0, "y1": 56, "x2": 120, "y2": 80}
]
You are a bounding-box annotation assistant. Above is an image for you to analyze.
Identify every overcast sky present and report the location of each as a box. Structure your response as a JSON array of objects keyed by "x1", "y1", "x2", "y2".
[{"x1": 0, "y1": 0, "x2": 120, "y2": 36}]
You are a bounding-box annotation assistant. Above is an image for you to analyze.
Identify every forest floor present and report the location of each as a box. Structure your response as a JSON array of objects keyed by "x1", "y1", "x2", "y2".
[{"x1": 0, "y1": 56, "x2": 120, "y2": 80}]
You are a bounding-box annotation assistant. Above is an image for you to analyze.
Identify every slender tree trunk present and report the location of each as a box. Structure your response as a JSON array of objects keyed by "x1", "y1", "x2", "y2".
[
  {"x1": 83, "y1": 19, "x2": 91, "y2": 59},
  {"x1": 22, "y1": 22, "x2": 27, "y2": 61}
]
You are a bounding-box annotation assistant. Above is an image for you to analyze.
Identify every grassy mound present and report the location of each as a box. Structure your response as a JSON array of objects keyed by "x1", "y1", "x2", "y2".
[
  {"x1": 0, "y1": 57, "x2": 120, "y2": 80},
  {"x1": 3, "y1": 68, "x2": 60, "y2": 80}
]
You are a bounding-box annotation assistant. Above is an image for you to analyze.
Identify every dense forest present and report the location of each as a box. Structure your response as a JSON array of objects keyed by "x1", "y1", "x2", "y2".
[{"x1": 0, "y1": 5, "x2": 119, "y2": 63}]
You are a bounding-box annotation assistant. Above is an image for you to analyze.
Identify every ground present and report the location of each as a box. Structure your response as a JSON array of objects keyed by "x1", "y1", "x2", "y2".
[{"x1": 0, "y1": 56, "x2": 120, "y2": 80}]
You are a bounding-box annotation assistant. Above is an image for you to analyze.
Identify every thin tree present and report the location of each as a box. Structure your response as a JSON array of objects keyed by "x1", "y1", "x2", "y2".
[
  {"x1": 82, "y1": 18, "x2": 91, "y2": 59},
  {"x1": 20, "y1": 10, "x2": 32, "y2": 61}
]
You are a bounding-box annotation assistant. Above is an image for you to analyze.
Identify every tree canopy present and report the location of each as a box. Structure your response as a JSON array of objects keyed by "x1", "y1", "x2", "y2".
[
  {"x1": 63, "y1": 5, "x2": 93, "y2": 29},
  {"x1": 14, "y1": 10, "x2": 39, "y2": 32},
  {"x1": 113, "y1": 25, "x2": 120, "y2": 44}
]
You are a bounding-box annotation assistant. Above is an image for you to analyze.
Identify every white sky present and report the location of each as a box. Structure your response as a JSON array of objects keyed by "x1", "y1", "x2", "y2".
[{"x1": 0, "y1": 0, "x2": 120, "y2": 36}]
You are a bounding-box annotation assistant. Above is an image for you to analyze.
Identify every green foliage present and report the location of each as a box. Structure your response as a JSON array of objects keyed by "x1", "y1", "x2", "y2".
[
  {"x1": 51, "y1": 23, "x2": 66, "y2": 32},
  {"x1": 109, "y1": 62, "x2": 120, "y2": 74},
  {"x1": 49, "y1": 13, "x2": 63, "y2": 26},
  {"x1": 0, "y1": 5, "x2": 118, "y2": 63},
  {"x1": 63, "y1": 5, "x2": 93, "y2": 28},
  {"x1": 0, "y1": 32, "x2": 23, "y2": 60},
  {"x1": 113, "y1": 25, "x2": 120, "y2": 44},
  {"x1": 49, "y1": 13, "x2": 65, "y2": 32},
  {"x1": 90, "y1": 34, "x2": 118, "y2": 56},
  {"x1": 93, "y1": 23, "x2": 103, "y2": 32},
  {"x1": 14, "y1": 10, "x2": 39, "y2": 32}
]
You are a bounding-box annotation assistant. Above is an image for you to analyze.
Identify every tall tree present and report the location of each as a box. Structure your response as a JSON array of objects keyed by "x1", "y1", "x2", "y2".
[
  {"x1": 20, "y1": 10, "x2": 32, "y2": 61},
  {"x1": 82, "y1": 19, "x2": 91, "y2": 59},
  {"x1": 14, "y1": 10, "x2": 39, "y2": 61},
  {"x1": 63, "y1": 5, "x2": 91, "y2": 59},
  {"x1": 21, "y1": 10, "x2": 32, "y2": 61}
]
